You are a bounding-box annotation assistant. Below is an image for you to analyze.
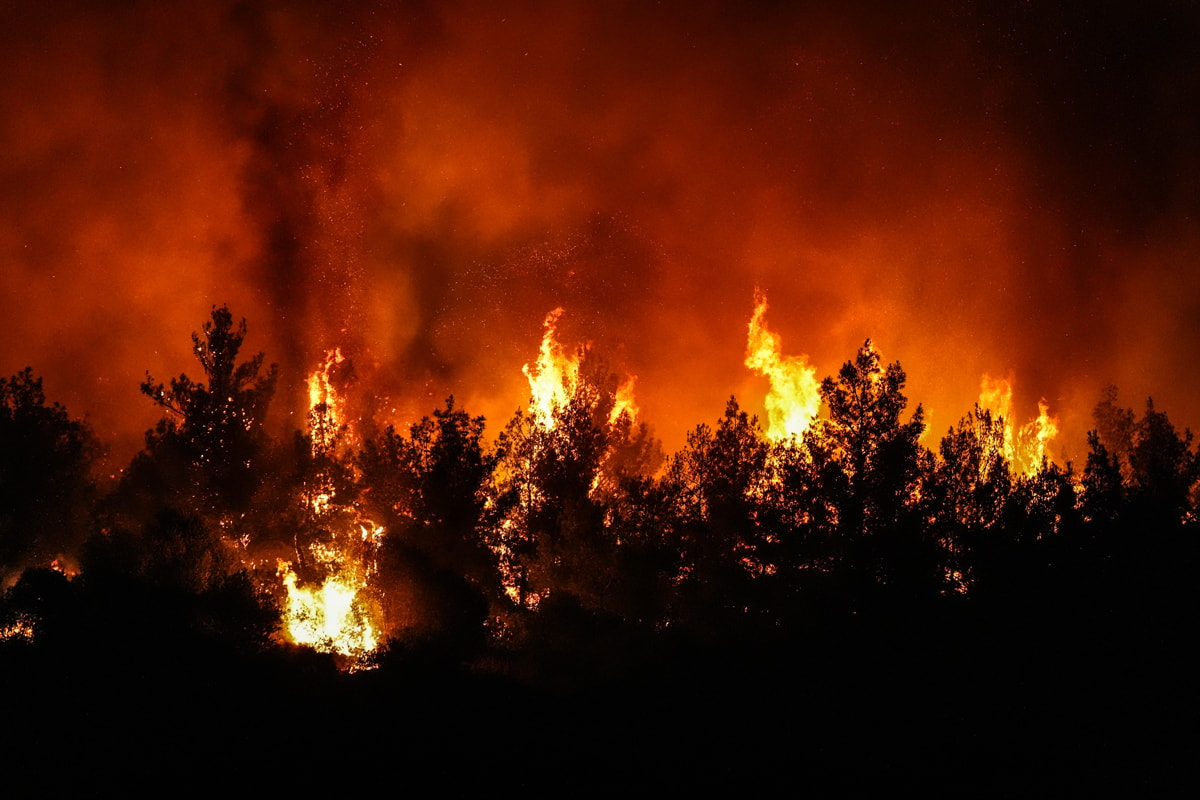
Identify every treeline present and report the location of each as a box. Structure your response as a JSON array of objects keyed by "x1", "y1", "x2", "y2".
[
  {"x1": 2, "y1": 305, "x2": 1198, "y2": 664},
  {"x1": 3, "y1": 305, "x2": 1198, "y2": 790}
]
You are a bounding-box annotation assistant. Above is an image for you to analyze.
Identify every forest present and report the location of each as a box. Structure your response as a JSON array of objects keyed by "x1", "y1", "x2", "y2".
[{"x1": 2, "y1": 304, "x2": 1197, "y2": 792}]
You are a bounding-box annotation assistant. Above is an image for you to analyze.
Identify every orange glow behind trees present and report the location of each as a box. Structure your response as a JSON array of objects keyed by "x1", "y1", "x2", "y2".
[
  {"x1": 3, "y1": 3, "x2": 1197, "y2": 471},
  {"x1": 978, "y1": 374, "x2": 1060, "y2": 477},
  {"x1": 3, "y1": 7, "x2": 1199, "y2": 785}
]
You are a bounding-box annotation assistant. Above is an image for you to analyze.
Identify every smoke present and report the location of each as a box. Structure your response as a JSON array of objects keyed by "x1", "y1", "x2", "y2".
[{"x1": 2, "y1": 0, "x2": 1198, "y2": 463}]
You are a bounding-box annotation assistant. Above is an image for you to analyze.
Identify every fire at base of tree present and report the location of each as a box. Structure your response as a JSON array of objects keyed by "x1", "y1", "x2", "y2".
[{"x1": 1, "y1": 301, "x2": 1197, "y2": 792}]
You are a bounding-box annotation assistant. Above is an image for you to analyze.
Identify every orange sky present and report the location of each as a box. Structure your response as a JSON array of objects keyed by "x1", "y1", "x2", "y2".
[{"x1": 2, "y1": 0, "x2": 1198, "y2": 466}]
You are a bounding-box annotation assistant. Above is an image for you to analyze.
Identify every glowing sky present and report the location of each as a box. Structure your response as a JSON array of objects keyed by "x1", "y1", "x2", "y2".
[{"x1": 2, "y1": 0, "x2": 1198, "y2": 463}]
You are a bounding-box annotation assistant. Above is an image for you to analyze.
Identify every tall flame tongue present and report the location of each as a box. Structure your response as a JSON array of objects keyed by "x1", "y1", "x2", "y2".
[
  {"x1": 978, "y1": 374, "x2": 1059, "y2": 476},
  {"x1": 609, "y1": 375, "x2": 639, "y2": 426},
  {"x1": 1020, "y1": 399, "x2": 1059, "y2": 472},
  {"x1": 744, "y1": 289, "x2": 821, "y2": 442},
  {"x1": 522, "y1": 308, "x2": 578, "y2": 428},
  {"x1": 277, "y1": 349, "x2": 384, "y2": 666},
  {"x1": 307, "y1": 347, "x2": 347, "y2": 454},
  {"x1": 521, "y1": 306, "x2": 639, "y2": 428}
]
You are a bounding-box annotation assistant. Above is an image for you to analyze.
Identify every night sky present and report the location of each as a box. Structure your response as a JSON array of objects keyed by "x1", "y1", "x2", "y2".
[{"x1": 2, "y1": 0, "x2": 1198, "y2": 462}]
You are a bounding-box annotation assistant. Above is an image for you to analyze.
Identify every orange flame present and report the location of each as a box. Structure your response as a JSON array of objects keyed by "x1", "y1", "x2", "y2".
[
  {"x1": 307, "y1": 348, "x2": 347, "y2": 453},
  {"x1": 273, "y1": 351, "x2": 386, "y2": 666},
  {"x1": 978, "y1": 374, "x2": 1058, "y2": 476},
  {"x1": 609, "y1": 375, "x2": 639, "y2": 426},
  {"x1": 744, "y1": 289, "x2": 821, "y2": 442},
  {"x1": 522, "y1": 308, "x2": 579, "y2": 428},
  {"x1": 277, "y1": 559, "x2": 380, "y2": 661},
  {"x1": 1018, "y1": 398, "x2": 1059, "y2": 473},
  {"x1": 522, "y1": 307, "x2": 640, "y2": 428}
]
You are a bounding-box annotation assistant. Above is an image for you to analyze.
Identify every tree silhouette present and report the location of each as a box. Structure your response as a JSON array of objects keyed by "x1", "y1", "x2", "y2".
[
  {"x1": 1092, "y1": 385, "x2": 1136, "y2": 477},
  {"x1": 933, "y1": 406, "x2": 1013, "y2": 595},
  {"x1": 664, "y1": 397, "x2": 770, "y2": 630},
  {"x1": 359, "y1": 396, "x2": 501, "y2": 638},
  {"x1": 1081, "y1": 429, "x2": 1124, "y2": 534},
  {"x1": 812, "y1": 341, "x2": 939, "y2": 600},
  {"x1": 128, "y1": 306, "x2": 279, "y2": 521},
  {"x1": 1128, "y1": 399, "x2": 1196, "y2": 529},
  {"x1": 756, "y1": 428, "x2": 849, "y2": 618},
  {"x1": 0, "y1": 368, "x2": 98, "y2": 581}
]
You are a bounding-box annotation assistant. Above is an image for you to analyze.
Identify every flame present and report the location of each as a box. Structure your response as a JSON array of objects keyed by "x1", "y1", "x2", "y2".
[
  {"x1": 609, "y1": 375, "x2": 639, "y2": 426},
  {"x1": 0, "y1": 618, "x2": 35, "y2": 643},
  {"x1": 271, "y1": 350, "x2": 386, "y2": 665},
  {"x1": 521, "y1": 307, "x2": 641, "y2": 429},
  {"x1": 307, "y1": 348, "x2": 347, "y2": 453},
  {"x1": 277, "y1": 560, "x2": 380, "y2": 660},
  {"x1": 522, "y1": 308, "x2": 579, "y2": 428},
  {"x1": 49, "y1": 558, "x2": 79, "y2": 578},
  {"x1": 979, "y1": 374, "x2": 1017, "y2": 464},
  {"x1": 274, "y1": 516, "x2": 386, "y2": 663},
  {"x1": 1018, "y1": 398, "x2": 1059, "y2": 472},
  {"x1": 978, "y1": 374, "x2": 1059, "y2": 476},
  {"x1": 744, "y1": 289, "x2": 821, "y2": 442}
]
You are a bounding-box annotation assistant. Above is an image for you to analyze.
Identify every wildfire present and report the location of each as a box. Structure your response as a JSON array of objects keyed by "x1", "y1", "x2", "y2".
[
  {"x1": 610, "y1": 374, "x2": 639, "y2": 426},
  {"x1": 0, "y1": 617, "x2": 35, "y2": 643},
  {"x1": 49, "y1": 558, "x2": 79, "y2": 578},
  {"x1": 744, "y1": 289, "x2": 822, "y2": 442},
  {"x1": 522, "y1": 308, "x2": 579, "y2": 427},
  {"x1": 522, "y1": 307, "x2": 639, "y2": 428},
  {"x1": 1020, "y1": 399, "x2": 1060, "y2": 472},
  {"x1": 308, "y1": 348, "x2": 348, "y2": 454},
  {"x1": 277, "y1": 560, "x2": 380, "y2": 660},
  {"x1": 273, "y1": 352, "x2": 386, "y2": 665},
  {"x1": 978, "y1": 374, "x2": 1059, "y2": 476}
]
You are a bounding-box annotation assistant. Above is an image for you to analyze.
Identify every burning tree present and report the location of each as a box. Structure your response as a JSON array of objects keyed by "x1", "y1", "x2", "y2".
[
  {"x1": 272, "y1": 349, "x2": 385, "y2": 664},
  {"x1": 744, "y1": 289, "x2": 821, "y2": 443},
  {"x1": 487, "y1": 310, "x2": 662, "y2": 613},
  {"x1": 977, "y1": 375, "x2": 1060, "y2": 477},
  {"x1": 932, "y1": 406, "x2": 1015, "y2": 595}
]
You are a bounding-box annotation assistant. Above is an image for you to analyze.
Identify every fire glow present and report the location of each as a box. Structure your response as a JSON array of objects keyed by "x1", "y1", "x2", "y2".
[
  {"x1": 745, "y1": 289, "x2": 821, "y2": 443},
  {"x1": 273, "y1": 350, "x2": 386, "y2": 664},
  {"x1": 2, "y1": 2, "x2": 1196, "y2": 666},
  {"x1": 523, "y1": 308, "x2": 639, "y2": 429},
  {"x1": 978, "y1": 374, "x2": 1060, "y2": 477},
  {"x1": 4, "y1": 2, "x2": 1195, "y2": 474}
]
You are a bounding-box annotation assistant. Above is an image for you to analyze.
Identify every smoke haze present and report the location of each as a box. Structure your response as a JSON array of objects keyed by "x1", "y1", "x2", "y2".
[{"x1": 3, "y1": 0, "x2": 1198, "y2": 463}]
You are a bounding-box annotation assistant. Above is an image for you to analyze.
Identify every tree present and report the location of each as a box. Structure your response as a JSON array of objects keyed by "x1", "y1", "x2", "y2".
[
  {"x1": 359, "y1": 397, "x2": 499, "y2": 597},
  {"x1": 811, "y1": 341, "x2": 939, "y2": 599},
  {"x1": 932, "y1": 406, "x2": 1014, "y2": 594},
  {"x1": 1092, "y1": 385, "x2": 1135, "y2": 477},
  {"x1": 1128, "y1": 399, "x2": 1196, "y2": 528},
  {"x1": 663, "y1": 397, "x2": 770, "y2": 629},
  {"x1": 133, "y1": 305, "x2": 279, "y2": 518},
  {"x1": 0, "y1": 368, "x2": 98, "y2": 581},
  {"x1": 756, "y1": 427, "x2": 849, "y2": 618},
  {"x1": 1089, "y1": 387, "x2": 1199, "y2": 530},
  {"x1": 79, "y1": 507, "x2": 279, "y2": 653},
  {"x1": 485, "y1": 347, "x2": 662, "y2": 613},
  {"x1": 1081, "y1": 429, "x2": 1124, "y2": 531}
]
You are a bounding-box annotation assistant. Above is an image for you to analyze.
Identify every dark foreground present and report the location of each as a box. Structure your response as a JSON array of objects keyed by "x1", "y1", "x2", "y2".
[{"x1": 3, "y1": 586, "x2": 1192, "y2": 795}]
